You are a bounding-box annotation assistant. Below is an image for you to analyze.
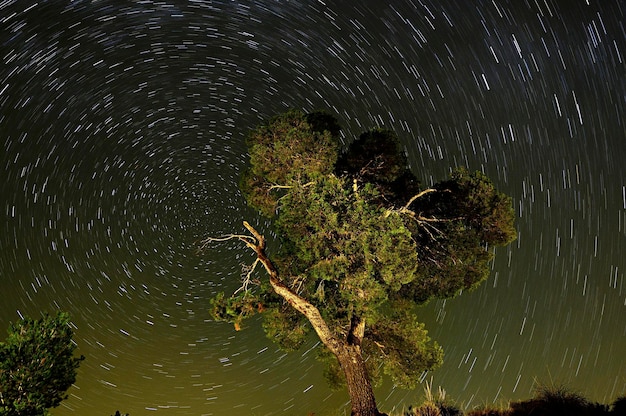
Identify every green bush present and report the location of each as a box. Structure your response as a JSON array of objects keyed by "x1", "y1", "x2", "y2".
[{"x1": 0, "y1": 312, "x2": 84, "y2": 415}]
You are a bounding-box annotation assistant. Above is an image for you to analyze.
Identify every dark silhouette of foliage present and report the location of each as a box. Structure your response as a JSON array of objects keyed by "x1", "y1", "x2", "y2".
[
  {"x1": 612, "y1": 396, "x2": 626, "y2": 415},
  {"x1": 337, "y1": 129, "x2": 408, "y2": 184},
  {"x1": 0, "y1": 312, "x2": 84, "y2": 416},
  {"x1": 464, "y1": 384, "x2": 622, "y2": 416},
  {"x1": 206, "y1": 109, "x2": 516, "y2": 416},
  {"x1": 509, "y1": 384, "x2": 609, "y2": 416},
  {"x1": 465, "y1": 409, "x2": 510, "y2": 416}
]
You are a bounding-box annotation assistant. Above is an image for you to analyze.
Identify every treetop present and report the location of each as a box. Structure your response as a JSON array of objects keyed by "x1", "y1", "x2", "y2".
[{"x1": 210, "y1": 109, "x2": 516, "y2": 391}]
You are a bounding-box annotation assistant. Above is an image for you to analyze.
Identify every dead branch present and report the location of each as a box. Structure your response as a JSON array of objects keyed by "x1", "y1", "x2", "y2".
[
  {"x1": 417, "y1": 220, "x2": 441, "y2": 241},
  {"x1": 383, "y1": 188, "x2": 436, "y2": 219},
  {"x1": 198, "y1": 233, "x2": 255, "y2": 252},
  {"x1": 382, "y1": 188, "x2": 468, "y2": 243},
  {"x1": 240, "y1": 221, "x2": 344, "y2": 354},
  {"x1": 268, "y1": 181, "x2": 315, "y2": 191},
  {"x1": 234, "y1": 258, "x2": 260, "y2": 295},
  {"x1": 201, "y1": 221, "x2": 344, "y2": 354},
  {"x1": 402, "y1": 188, "x2": 436, "y2": 211}
]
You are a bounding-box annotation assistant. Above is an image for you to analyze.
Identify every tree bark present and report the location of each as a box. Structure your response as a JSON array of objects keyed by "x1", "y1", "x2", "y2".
[
  {"x1": 336, "y1": 344, "x2": 386, "y2": 416},
  {"x1": 240, "y1": 221, "x2": 386, "y2": 416}
]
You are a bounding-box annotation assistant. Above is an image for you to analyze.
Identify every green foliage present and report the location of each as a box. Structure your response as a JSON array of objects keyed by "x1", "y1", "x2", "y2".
[
  {"x1": 273, "y1": 175, "x2": 421, "y2": 319},
  {"x1": 214, "y1": 109, "x2": 516, "y2": 391},
  {"x1": 363, "y1": 307, "x2": 443, "y2": 389},
  {"x1": 445, "y1": 168, "x2": 517, "y2": 246},
  {"x1": 261, "y1": 305, "x2": 310, "y2": 351},
  {"x1": 0, "y1": 312, "x2": 84, "y2": 416},
  {"x1": 337, "y1": 129, "x2": 407, "y2": 184},
  {"x1": 305, "y1": 111, "x2": 342, "y2": 138},
  {"x1": 405, "y1": 382, "x2": 461, "y2": 416},
  {"x1": 336, "y1": 129, "x2": 421, "y2": 207},
  {"x1": 209, "y1": 292, "x2": 262, "y2": 330},
  {"x1": 411, "y1": 402, "x2": 441, "y2": 416},
  {"x1": 465, "y1": 408, "x2": 510, "y2": 416},
  {"x1": 240, "y1": 109, "x2": 340, "y2": 217},
  {"x1": 317, "y1": 346, "x2": 347, "y2": 390},
  {"x1": 396, "y1": 168, "x2": 516, "y2": 304},
  {"x1": 463, "y1": 384, "x2": 619, "y2": 416},
  {"x1": 417, "y1": 382, "x2": 462, "y2": 416}
]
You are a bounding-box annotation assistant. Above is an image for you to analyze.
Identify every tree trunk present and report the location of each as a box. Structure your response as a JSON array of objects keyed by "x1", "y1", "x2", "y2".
[
  {"x1": 335, "y1": 344, "x2": 386, "y2": 416},
  {"x1": 239, "y1": 222, "x2": 386, "y2": 416}
]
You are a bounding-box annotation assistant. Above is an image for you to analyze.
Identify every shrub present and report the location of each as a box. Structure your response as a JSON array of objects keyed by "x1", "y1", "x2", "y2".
[
  {"x1": 509, "y1": 384, "x2": 608, "y2": 416},
  {"x1": 465, "y1": 408, "x2": 509, "y2": 416},
  {"x1": 0, "y1": 312, "x2": 84, "y2": 415},
  {"x1": 612, "y1": 396, "x2": 626, "y2": 415},
  {"x1": 404, "y1": 382, "x2": 462, "y2": 416}
]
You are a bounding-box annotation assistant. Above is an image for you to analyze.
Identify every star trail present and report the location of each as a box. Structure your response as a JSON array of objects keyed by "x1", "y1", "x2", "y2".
[{"x1": 1, "y1": 1, "x2": 624, "y2": 415}]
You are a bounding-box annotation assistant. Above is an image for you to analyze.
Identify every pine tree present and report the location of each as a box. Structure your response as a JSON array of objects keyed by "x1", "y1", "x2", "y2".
[
  {"x1": 0, "y1": 312, "x2": 84, "y2": 416},
  {"x1": 204, "y1": 110, "x2": 516, "y2": 416}
]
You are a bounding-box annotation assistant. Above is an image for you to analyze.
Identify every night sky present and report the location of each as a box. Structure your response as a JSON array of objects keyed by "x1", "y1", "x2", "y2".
[{"x1": 1, "y1": 1, "x2": 625, "y2": 415}]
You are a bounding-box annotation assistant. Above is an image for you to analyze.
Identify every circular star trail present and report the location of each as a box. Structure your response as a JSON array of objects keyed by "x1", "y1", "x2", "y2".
[{"x1": 1, "y1": 1, "x2": 624, "y2": 415}]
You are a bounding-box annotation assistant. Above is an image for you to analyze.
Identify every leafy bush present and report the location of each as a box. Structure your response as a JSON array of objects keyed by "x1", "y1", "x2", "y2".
[{"x1": 0, "y1": 312, "x2": 84, "y2": 415}]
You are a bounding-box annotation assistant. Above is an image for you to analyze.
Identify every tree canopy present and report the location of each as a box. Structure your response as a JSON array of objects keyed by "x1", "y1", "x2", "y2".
[
  {"x1": 206, "y1": 109, "x2": 516, "y2": 415},
  {"x1": 0, "y1": 312, "x2": 84, "y2": 416}
]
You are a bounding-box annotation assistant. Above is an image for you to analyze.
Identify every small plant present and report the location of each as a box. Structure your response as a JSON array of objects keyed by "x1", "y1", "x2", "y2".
[
  {"x1": 416, "y1": 402, "x2": 442, "y2": 416},
  {"x1": 439, "y1": 404, "x2": 463, "y2": 416},
  {"x1": 422, "y1": 379, "x2": 446, "y2": 406},
  {"x1": 405, "y1": 380, "x2": 461, "y2": 416}
]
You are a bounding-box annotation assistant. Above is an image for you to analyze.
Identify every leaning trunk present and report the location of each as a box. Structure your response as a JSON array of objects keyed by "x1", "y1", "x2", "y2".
[
  {"x1": 335, "y1": 344, "x2": 385, "y2": 416},
  {"x1": 238, "y1": 222, "x2": 385, "y2": 416}
]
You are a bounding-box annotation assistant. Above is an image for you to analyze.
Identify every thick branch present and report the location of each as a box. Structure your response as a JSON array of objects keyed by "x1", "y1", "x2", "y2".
[
  {"x1": 242, "y1": 221, "x2": 265, "y2": 250},
  {"x1": 241, "y1": 221, "x2": 343, "y2": 354},
  {"x1": 198, "y1": 233, "x2": 255, "y2": 251}
]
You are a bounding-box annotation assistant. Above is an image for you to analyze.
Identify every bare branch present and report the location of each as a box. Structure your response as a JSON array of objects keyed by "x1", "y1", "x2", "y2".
[
  {"x1": 198, "y1": 234, "x2": 255, "y2": 251},
  {"x1": 268, "y1": 181, "x2": 315, "y2": 190},
  {"x1": 417, "y1": 220, "x2": 441, "y2": 241},
  {"x1": 357, "y1": 155, "x2": 386, "y2": 178},
  {"x1": 402, "y1": 188, "x2": 436, "y2": 211},
  {"x1": 416, "y1": 215, "x2": 458, "y2": 223},
  {"x1": 240, "y1": 221, "x2": 344, "y2": 354},
  {"x1": 383, "y1": 189, "x2": 435, "y2": 218},
  {"x1": 383, "y1": 189, "x2": 465, "y2": 243},
  {"x1": 268, "y1": 184, "x2": 293, "y2": 190},
  {"x1": 234, "y1": 258, "x2": 260, "y2": 296}
]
